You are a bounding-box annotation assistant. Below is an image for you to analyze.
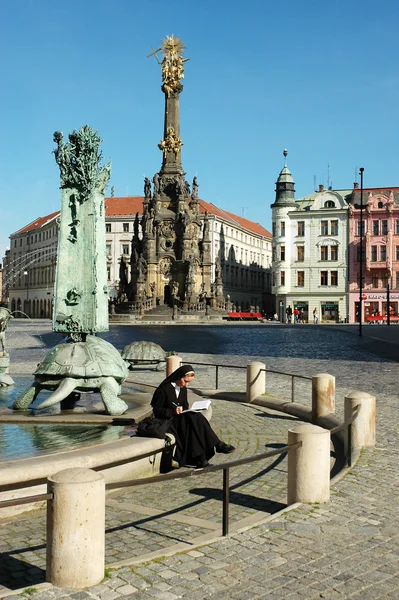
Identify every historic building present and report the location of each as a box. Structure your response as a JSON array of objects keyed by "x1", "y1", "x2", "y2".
[
  {"x1": 271, "y1": 152, "x2": 351, "y2": 322},
  {"x1": 348, "y1": 186, "x2": 399, "y2": 323},
  {"x1": 5, "y1": 197, "x2": 272, "y2": 318}
]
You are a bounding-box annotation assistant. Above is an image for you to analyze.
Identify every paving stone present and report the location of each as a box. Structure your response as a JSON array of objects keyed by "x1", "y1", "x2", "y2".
[{"x1": 2, "y1": 324, "x2": 399, "y2": 600}]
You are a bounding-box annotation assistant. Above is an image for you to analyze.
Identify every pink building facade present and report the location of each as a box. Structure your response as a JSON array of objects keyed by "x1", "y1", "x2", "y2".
[{"x1": 349, "y1": 186, "x2": 399, "y2": 323}]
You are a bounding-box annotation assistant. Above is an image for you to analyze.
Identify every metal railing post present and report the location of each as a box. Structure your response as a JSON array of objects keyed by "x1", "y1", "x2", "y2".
[
  {"x1": 222, "y1": 467, "x2": 229, "y2": 536},
  {"x1": 216, "y1": 365, "x2": 219, "y2": 390},
  {"x1": 347, "y1": 422, "x2": 352, "y2": 467},
  {"x1": 291, "y1": 376, "x2": 295, "y2": 403}
]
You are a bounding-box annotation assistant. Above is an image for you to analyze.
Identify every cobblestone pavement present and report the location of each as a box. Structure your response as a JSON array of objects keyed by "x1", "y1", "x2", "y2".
[{"x1": 0, "y1": 322, "x2": 398, "y2": 599}]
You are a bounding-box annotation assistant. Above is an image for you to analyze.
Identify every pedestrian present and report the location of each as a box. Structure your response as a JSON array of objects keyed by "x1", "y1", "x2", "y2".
[
  {"x1": 299, "y1": 308, "x2": 305, "y2": 323},
  {"x1": 286, "y1": 306, "x2": 292, "y2": 323},
  {"x1": 293, "y1": 308, "x2": 299, "y2": 323},
  {"x1": 313, "y1": 307, "x2": 319, "y2": 324}
]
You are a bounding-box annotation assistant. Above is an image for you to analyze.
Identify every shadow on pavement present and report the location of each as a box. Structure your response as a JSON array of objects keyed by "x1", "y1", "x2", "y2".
[{"x1": 0, "y1": 552, "x2": 45, "y2": 591}]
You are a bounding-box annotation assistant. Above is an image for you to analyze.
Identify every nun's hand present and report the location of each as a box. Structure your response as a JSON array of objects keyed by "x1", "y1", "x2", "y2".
[{"x1": 175, "y1": 406, "x2": 183, "y2": 415}]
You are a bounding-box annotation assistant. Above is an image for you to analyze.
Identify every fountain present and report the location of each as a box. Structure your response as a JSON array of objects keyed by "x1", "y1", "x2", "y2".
[{"x1": 13, "y1": 126, "x2": 129, "y2": 416}]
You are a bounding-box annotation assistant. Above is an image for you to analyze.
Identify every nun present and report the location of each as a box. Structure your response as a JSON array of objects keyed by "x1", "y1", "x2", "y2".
[{"x1": 151, "y1": 365, "x2": 235, "y2": 469}]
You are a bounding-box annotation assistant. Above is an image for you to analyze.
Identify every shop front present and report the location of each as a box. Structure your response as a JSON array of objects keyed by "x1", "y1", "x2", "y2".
[
  {"x1": 293, "y1": 301, "x2": 308, "y2": 323},
  {"x1": 321, "y1": 301, "x2": 339, "y2": 323},
  {"x1": 352, "y1": 292, "x2": 399, "y2": 323}
]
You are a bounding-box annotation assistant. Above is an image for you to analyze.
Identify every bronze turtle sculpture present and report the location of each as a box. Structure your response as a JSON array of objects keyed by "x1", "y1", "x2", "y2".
[
  {"x1": 121, "y1": 341, "x2": 176, "y2": 371},
  {"x1": 13, "y1": 336, "x2": 129, "y2": 415}
]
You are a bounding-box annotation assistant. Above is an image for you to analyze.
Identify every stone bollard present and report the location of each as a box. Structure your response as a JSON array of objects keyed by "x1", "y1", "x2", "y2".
[
  {"x1": 246, "y1": 361, "x2": 265, "y2": 403},
  {"x1": 47, "y1": 468, "x2": 105, "y2": 589},
  {"x1": 312, "y1": 373, "x2": 335, "y2": 422},
  {"x1": 166, "y1": 355, "x2": 182, "y2": 377},
  {"x1": 344, "y1": 391, "x2": 376, "y2": 460},
  {"x1": 287, "y1": 423, "x2": 330, "y2": 505}
]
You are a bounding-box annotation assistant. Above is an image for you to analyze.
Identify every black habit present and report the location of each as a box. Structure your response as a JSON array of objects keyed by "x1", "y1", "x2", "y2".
[{"x1": 151, "y1": 365, "x2": 220, "y2": 467}]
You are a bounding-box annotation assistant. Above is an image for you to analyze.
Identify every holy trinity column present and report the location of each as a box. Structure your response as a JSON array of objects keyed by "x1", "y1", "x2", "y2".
[{"x1": 129, "y1": 36, "x2": 212, "y2": 306}]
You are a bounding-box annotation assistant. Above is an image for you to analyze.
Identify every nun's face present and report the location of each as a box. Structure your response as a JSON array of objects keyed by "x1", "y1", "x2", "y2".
[{"x1": 175, "y1": 372, "x2": 195, "y2": 388}]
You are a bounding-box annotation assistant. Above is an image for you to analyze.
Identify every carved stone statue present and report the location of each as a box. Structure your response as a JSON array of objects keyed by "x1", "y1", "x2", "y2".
[
  {"x1": 146, "y1": 208, "x2": 155, "y2": 234},
  {"x1": 153, "y1": 172, "x2": 161, "y2": 195},
  {"x1": 137, "y1": 255, "x2": 147, "y2": 280},
  {"x1": 118, "y1": 257, "x2": 129, "y2": 300},
  {"x1": 215, "y1": 256, "x2": 222, "y2": 281},
  {"x1": 192, "y1": 176, "x2": 199, "y2": 199},
  {"x1": 172, "y1": 281, "x2": 179, "y2": 297},
  {"x1": 144, "y1": 176, "x2": 152, "y2": 199}
]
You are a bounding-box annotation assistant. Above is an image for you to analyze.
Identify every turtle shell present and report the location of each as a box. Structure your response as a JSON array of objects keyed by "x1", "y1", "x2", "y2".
[
  {"x1": 121, "y1": 341, "x2": 167, "y2": 363},
  {"x1": 34, "y1": 336, "x2": 128, "y2": 382}
]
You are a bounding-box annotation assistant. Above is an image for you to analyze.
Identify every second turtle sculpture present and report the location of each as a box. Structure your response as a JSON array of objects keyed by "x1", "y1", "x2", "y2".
[{"x1": 121, "y1": 341, "x2": 176, "y2": 371}]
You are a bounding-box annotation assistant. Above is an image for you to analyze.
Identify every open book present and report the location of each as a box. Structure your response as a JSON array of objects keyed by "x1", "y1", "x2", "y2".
[{"x1": 191, "y1": 399, "x2": 212, "y2": 411}]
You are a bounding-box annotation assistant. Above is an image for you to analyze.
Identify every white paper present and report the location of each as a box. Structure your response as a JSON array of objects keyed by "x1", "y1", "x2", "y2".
[{"x1": 191, "y1": 399, "x2": 211, "y2": 411}]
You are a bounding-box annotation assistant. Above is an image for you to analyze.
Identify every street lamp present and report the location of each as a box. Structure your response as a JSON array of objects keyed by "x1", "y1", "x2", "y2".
[{"x1": 359, "y1": 168, "x2": 364, "y2": 337}]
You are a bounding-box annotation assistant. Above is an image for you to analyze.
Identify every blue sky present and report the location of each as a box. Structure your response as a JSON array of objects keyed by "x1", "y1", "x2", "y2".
[{"x1": 1, "y1": 0, "x2": 398, "y2": 258}]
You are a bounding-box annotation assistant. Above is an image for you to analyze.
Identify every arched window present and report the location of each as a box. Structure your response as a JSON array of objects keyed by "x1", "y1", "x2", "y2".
[
  {"x1": 324, "y1": 200, "x2": 335, "y2": 208},
  {"x1": 378, "y1": 201, "x2": 384, "y2": 209}
]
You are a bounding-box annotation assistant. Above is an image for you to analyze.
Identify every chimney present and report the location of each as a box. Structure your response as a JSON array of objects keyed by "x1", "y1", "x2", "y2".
[
  {"x1": 353, "y1": 182, "x2": 359, "y2": 189},
  {"x1": 318, "y1": 184, "x2": 324, "y2": 192}
]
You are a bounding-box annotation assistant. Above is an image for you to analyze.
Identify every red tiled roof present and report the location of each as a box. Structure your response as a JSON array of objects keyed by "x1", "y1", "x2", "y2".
[
  {"x1": 104, "y1": 196, "x2": 144, "y2": 216},
  {"x1": 12, "y1": 196, "x2": 271, "y2": 238},
  {"x1": 199, "y1": 200, "x2": 272, "y2": 238},
  {"x1": 14, "y1": 211, "x2": 60, "y2": 235}
]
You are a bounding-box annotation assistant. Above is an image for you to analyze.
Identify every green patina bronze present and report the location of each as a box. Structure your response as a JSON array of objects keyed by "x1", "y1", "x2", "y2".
[
  {"x1": 52, "y1": 126, "x2": 111, "y2": 338},
  {"x1": 13, "y1": 127, "x2": 129, "y2": 415}
]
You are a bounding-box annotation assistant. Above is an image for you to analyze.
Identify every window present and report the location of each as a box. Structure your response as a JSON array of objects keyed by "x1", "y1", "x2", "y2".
[
  {"x1": 320, "y1": 271, "x2": 328, "y2": 286},
  {"x1": 280, "y1": 222, "x2": 285, "y2": 237},
  {"x1": 320, "y1": 246, "x2": 328, "y2": 261},
  {"x1": 371, "y1": 246, "x2": 377, "y2": 262},
  {"x1": 396, "y1": 273, "x2": 399, "y2": 289},
  {"x1": 356, "y1": 246, "x2": 365, "y2": 262},
  {"x1": 371, "y1": 274, "x2": 379, "y2": 288},
  {"x1": 20, "y1": 238, "x2": 22, "y2": 246},
  {"x1": 123, "y1": 223, "x2": 129, "y2": 233},
  {"x1": 396, "y1": 246, "x2": 399, "y2": 261},
  {"x1": 297, "y1": 271, "x2": 304, "y2": 286},
  {"x1": 330, "y1": 271, "x2": 338, "y2": 286},
  {"x1": 321, "y1": 221, "x2": 328, "y2": 235},
  {"x1": 378, "y1": 201, "x2": 384, "y2": 209},
  {"x1": 107, "y1": 267, "x2": 111, "y2": 280},
  {"x1": 380, "y1": 246, "x2": 386, "y2": 261},
  {"x1": 280, "y1": 246, "x2": 285, "y2": 261},
  {"x1": 105, "y1": 223, "x2": 111, "y2": 233},
  {"x1": 280, "y1": 271, "x2": 285, "y2": 286},
  {"x1": 106, "y1": 244, "x2": 111, "y2": 257},
  {"x1": 381, "y1": 272, "x2": 389, "y2": 286},
  {"x1": 396, "y1": 221, "x2": 399, "y2": 235},
  {"x1": 297, "y1": 221, "x2": 305, "y2": 236},
  {"x1": 122, "y1": 244, "x2": 129, "y2": 255},
  {"x1": 357, "y1": 221, "x2": 365, "y2": 236},
  {"x1": 297, "y1": 246, "x2": 304, "y2": 261},
  {"x1": 330, "y1": 220, "x2": 338, "y2": 235},
  {"x1": 373, "y1": 221, "x2": 379, "y2": 235},
  {"x1": 382, "y1": 220, "x2": 388, "y2": 235},
  {"x1": 324, "y1": 200, "x2": 335, "y2": 208},
  {"x1": 330, "y1": 246, "x2": 338, "y2": 261},
  {"x1": 357, "y1": 273, "x2": 365, "y2": 287}
]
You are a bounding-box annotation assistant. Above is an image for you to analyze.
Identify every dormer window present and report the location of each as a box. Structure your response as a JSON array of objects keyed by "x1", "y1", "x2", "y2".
[
  {"x1": 324, "y1": 200, "x2": 335, "y2": 208},
  {"x1": 378, "y1": 201, "x2": 384, "y2": 209}
]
